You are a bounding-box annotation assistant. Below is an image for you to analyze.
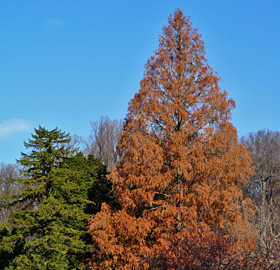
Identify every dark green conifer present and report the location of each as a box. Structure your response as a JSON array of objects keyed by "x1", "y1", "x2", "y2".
[{"x1": 0, "y1": 126, "x2": 111, "y2": 270}]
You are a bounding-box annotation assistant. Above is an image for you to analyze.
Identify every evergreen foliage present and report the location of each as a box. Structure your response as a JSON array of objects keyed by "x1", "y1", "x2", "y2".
[{"x1": 0, "y1": 126, "x2": 111, "y2": 270}]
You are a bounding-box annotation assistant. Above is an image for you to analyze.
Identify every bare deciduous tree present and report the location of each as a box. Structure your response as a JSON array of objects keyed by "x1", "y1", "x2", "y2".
[
  {"x1": 145, "y1": 233, "x2": 280, "y2": 270},
  {"x1": 0, "y1": 163, "x2": 20, "y2": 224},
  {"x1": 69, "y1": 134, "x2": 86, "y2": 152},
  {"x1": 241, "y1": 130, "x2": 280, "y2": 251},
  {"x1": 86, "y1": 116, "x2": 122, "y2": 172}
]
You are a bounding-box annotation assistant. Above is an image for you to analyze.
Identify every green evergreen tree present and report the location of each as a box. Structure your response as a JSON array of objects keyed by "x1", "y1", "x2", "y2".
[{"x1": 0, "y1": 126, "x2": 112, "y2": 270}]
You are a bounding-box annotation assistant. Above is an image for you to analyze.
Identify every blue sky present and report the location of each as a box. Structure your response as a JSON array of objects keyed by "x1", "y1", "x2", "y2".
[{"x1": 1, "y1": 0, "x2": 280, "y2": 163}]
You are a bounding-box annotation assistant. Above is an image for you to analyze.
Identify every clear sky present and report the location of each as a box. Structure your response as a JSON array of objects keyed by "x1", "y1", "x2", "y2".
[{"x1": 1, "y1": 0, "x2": 280, "y2": 163}]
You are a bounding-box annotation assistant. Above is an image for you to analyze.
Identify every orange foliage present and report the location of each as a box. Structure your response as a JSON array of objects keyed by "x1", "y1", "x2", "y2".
[{"x1": 88, "y1": 9, "x2": 254, "y2": 269}]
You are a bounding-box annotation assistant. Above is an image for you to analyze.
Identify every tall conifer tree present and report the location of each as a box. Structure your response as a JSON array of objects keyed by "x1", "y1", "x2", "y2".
[
  {"x1": 88, "y1": 10, "x2": 254, "y2": 269},
  {"x1": 0, "y1": 127, "x2": 110, "y2": 270}
]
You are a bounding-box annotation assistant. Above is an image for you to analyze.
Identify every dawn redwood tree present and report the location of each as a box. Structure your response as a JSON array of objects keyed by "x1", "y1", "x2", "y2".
[{"x1": 88, "y1": 10, "x2": 254, "y2": 269}]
